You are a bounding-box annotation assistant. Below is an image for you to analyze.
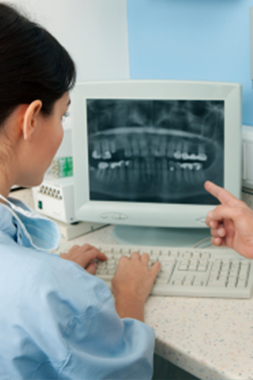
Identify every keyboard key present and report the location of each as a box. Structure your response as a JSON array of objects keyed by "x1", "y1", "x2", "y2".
[
  {"x1": 107, "y1": 260, "x2": 116, "y2": 268},
  {"x1": 183, "y1": 276, "x2": 194, "y2": 286},
  {"x1": 99, "y1": 262, "x2": 107, "y2": 269},
  {"x1": 121, "y1": 248, "x2": 131, "y2": 255},
  {"x1": 169, "y1": 250, "x2": 179, "y2": 258},
  {"x1": 160, "y1": 257, "x2": 175, "y2": 263},
  {"x1": 160, "y1": 264, "x2": 174, "y2": 277},
  {"x1": 112, "y1": 248, "x2": 121, "y2": 254},
  {"x1": 192, "y1": 252, "x2": 201, "y2": 259},
  {"x1": 151, "y1": 249, "x2": 160, "y2": 255},
  {"x1": 150, "y1": 252, "x2": 160, "y2": 259},
  {"x1": 173, "y1": 278, "x2": 183, "y2": 286},
  {"x1": 178, "y1": 260, "x2": 189, "y2": 271},
  {"x1": 188, "y1": 260, "x2": 198, "y2": 271},
  {"x1": 201, "y1": 252, "x2": 210, "y2": 260},
  {"x1": 237, "y1": 277, "x2": 246, "y2": 287},
  {"x1": 208, "y1": 280, "x2": 226, "y2": 287},
  {"x1": 193, "y1": 279, "x2": 203, "y2": 286},
  {"x1": 182, "y1": 251, "x2": 192, "y2": 259},
  {"x1": 102, "y1": 248, "x2": 113, "y2": 255},
  {"x1": 155, "y1": 277, "x2": 169, "y2": 285},
  {"x1": 227, "y1": 281, "x2": 236, "y2": 288},
  {"x1": 197, "y1": 260, "x2": 208, "y2": 272}
]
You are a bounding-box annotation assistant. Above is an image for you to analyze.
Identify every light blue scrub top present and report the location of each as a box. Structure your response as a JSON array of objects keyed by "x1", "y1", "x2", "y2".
[{"x1": 0, "y1": 198, "x2": 155, "y2": 380}]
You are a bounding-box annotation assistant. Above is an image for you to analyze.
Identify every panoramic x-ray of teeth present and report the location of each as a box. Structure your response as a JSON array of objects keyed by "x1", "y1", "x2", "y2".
[{"x1": 87, "y1": 99, "x2": 224, "y2": 204}]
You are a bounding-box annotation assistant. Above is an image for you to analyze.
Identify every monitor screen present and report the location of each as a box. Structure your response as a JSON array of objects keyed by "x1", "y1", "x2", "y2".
[
  {"x1": 71, "y1": 80, "x2": 241, "y2": 232},
  {"x1": 87, "y1": 98, "x2": 224, "y2": 205}
]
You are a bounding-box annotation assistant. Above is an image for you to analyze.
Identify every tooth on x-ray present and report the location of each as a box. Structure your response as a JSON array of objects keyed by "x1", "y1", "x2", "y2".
[
  {"x1": 111, "y1": 161, "x2": 124, "y2": 169},
  {"x1": 174, "y1": 151, "x2": 182, "y2": 160},
  {"x1": 87, "y1": 99, "x2": 224, "y2": 203},
  {"x1": 92, "y1": 151, "x2": 101, "y2": 159},
  {"x1": 98, "y1": 162, "x2": 109, "y2": 170}
]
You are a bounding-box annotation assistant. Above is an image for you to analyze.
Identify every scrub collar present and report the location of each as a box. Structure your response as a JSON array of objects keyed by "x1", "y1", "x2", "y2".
[{"x1": 0, "y1": 193, "x2": 61, "y2": 252}]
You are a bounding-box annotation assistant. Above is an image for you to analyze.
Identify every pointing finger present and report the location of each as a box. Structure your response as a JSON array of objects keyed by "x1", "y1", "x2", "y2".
[{"x1": 204, "y1": 181, "x2": 240, "y2": 207}]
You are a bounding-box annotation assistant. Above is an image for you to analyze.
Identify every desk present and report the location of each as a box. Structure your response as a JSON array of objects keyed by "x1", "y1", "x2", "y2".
[{"x1": 11, "y1": 188, "x2": 253, "y2": 380}]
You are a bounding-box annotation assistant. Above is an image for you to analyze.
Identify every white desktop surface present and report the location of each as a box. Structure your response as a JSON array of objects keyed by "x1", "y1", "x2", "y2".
[{"x1": 11, "y1": 189, "x2": 253, "y2": 380}]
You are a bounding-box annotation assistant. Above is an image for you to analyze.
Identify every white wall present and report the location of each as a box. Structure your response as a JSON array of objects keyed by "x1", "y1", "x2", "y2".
[
  {"x1": 1, "y1": 0, "x2": 129, "y2": 151},
  {"x1": 1, "y1": 0, "x2": 129, "y2": 82}
]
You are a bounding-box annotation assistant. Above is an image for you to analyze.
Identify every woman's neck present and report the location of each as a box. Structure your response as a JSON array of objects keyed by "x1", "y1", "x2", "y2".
[
  {"x1": 0, "y1": 167, "x2": 14, "y2": 200},
  {"x1": 0, "y1": 133, "x2": 18, "y2": 199}
]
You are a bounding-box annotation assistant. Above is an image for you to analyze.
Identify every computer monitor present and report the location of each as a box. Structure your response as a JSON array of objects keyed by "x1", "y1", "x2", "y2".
[{"x1": 71, "y1": 80, "x2": 241, "y2": 246}]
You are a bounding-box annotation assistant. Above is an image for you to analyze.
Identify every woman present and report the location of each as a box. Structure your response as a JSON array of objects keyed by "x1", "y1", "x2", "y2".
[{"x1": 0, "y1": 4, "x2": 160, "y2": 379}]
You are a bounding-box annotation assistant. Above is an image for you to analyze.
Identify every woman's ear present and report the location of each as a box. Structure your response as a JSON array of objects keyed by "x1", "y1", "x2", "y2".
[{"x1": 22, "y1": 100, "x2": 43, "y2": 141}]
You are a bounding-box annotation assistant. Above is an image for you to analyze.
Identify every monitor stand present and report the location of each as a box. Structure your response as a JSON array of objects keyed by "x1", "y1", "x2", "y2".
[{"x1": 112, "y1": 225, "x2": 211, "y2": 248}]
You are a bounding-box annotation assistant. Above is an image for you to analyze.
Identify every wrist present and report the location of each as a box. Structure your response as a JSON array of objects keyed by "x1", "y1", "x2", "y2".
[{"x1": 114, "y1": 294, "x2": 145, "y2": 322}]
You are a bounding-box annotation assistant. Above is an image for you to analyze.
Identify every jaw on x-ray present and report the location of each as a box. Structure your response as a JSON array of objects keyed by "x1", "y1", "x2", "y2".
[{"x1": 87, "y1": 99, "x2": 224, "y2": 204}]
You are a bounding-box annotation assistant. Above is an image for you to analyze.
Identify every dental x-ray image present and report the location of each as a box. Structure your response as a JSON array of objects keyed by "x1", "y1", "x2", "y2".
[{"x1": 87, "y1": 99, "x2": 224, "y2": 204}]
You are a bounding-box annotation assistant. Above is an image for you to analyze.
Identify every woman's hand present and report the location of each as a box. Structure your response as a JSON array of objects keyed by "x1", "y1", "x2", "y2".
[
  {"x1": 205, "y1": 180, "x2": 253, "y2": 259},
  {"x1": 60, "y1": 243, "x2": 107, "y2": 274},
  {"x1": 112, "y1": 252, "x2": 161, "y2": 321}
]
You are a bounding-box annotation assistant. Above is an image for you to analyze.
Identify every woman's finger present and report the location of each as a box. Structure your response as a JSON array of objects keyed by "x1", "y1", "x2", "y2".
[
  {"x1": 68, "y1": 244, "x2": 80, "y2": 253},
  {"x1": 61, "y1": 244, "x2": 107, "y2": 270},
  {"x1": 131, "y1": 251, "x2": 141, "y2": 260},
  {"x1": 77, "y1": 247, "x2": 107, "y2": 268},
  {"x1": 85, "y1": 262, "x2": 98, "y2": 275},
  {"x1": 149, "y1": 261, "x2": 161, "y2": 280},
  {"x1": 141, "y1": 252, "x2": 150, "y2": 263}
]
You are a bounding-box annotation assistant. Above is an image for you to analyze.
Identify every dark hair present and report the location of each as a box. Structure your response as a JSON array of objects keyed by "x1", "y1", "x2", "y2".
[{"x1": 0, "y1": 3, "x2": 76, "y2": 126}]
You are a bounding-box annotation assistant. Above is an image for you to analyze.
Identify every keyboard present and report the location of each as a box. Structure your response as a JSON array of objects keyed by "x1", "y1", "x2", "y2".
[{"x1": 58, "y1": 243, "x2": 253, "y2": 299}]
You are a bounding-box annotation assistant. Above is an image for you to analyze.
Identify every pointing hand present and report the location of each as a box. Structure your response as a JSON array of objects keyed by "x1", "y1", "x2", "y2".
[{"x1": 205, "y1": 181, "x2": 253, "y2": 259}]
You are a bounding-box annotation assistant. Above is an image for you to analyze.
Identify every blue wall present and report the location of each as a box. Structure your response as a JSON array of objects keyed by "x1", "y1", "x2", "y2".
[{"x1": 127, "y1": 0, "x2": 253, "y2": 126}]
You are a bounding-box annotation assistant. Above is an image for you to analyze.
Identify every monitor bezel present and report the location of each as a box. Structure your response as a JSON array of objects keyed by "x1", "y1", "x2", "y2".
[{"x1": 71, "y1": 80, "x2": 242, "y2": 228}]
